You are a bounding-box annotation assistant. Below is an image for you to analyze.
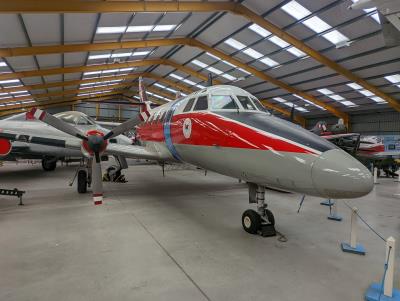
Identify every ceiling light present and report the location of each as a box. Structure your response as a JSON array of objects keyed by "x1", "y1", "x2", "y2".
[{"x1": 96, "y1": 26, "x2": 126, "y2": 34}]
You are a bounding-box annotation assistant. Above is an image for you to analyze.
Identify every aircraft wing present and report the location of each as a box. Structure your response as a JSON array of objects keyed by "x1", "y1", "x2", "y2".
[{"x1": 0, "y1": 128, "x2": 161, "y2": 161}]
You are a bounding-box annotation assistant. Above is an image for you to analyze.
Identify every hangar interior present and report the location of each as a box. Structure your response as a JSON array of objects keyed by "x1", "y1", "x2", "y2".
[{"x1": 0, "y1": 1, "x2": 399, "y2": 301}]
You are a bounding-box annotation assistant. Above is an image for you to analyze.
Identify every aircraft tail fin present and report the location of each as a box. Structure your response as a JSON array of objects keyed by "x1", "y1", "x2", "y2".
[{"x1": 138, "y1": 76, "x2": 151, "y2": 121}]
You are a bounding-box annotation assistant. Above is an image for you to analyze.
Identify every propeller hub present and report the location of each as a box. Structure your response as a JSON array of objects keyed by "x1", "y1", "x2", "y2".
[{"x1": 82, "y1": 130, "x2": 108, "y2": 156}]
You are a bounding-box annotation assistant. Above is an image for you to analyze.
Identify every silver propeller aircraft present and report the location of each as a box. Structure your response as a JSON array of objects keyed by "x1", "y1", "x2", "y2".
[
  {"x1": 0, "y1": 111, "x2": 132, "y2": 173},
  {"x1": 0, "y1": 78, "x2": 373, "y2": 235}
]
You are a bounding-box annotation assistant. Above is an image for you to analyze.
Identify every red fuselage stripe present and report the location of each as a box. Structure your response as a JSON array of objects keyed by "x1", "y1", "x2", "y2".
[{"x1": 136, "y1": 112, "x2": 317, "y2": 154}]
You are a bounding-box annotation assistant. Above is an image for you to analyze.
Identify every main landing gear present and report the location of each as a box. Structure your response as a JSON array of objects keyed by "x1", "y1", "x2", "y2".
[
  {"x1": 242, "y1": 183, "x2": 276, "y2": 237},
  {"x1": 41, "y1": 156, "x2": 57, "y2": 171}
]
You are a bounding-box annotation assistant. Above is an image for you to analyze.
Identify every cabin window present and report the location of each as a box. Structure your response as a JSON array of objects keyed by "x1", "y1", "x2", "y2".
[
  {"x1": 159, "y1": 111, "x2": 166, "y2": 122},
  {"x1": 210, "y1": 95, "x2": 238, "y2": 110},
  {"x1": 237, "y1": 96, "x2": 256, "y2": 110},
  {"x1": 183, "y1": 98, "x2": 195, "y2": 112},
  {"x1": 193, "y1": 95, "x2": 208, "y2": 111}
]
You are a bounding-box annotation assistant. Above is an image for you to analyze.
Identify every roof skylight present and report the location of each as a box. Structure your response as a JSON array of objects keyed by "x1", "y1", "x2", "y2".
[
  {"x1": 96, "y1": 26, "x2": 126, "y2": 34},
  {"x1": 385, "y1": 74, "x2": 400, "y2": 88},
  {"x1": 248, "y1": 24, "x2": 271, "y2": 37},
  {"x1": 225, "y1": 38, "x2": 279, "y2": 67},
  {"x1": 351, "y1": 1, "x2": 380, "y2": 23},
  {"x1": 273, "y1": 97, "x2": 309, "y2": 112},
  {"x1": 294, "y1": 94, "x2": 326, "y2": 110},
  {"x1": 317, "y1": 88, "x2": 357, "y2": 107},
  {"x1": 281, "y1": 1, "x2": 349, "y2": 46},
  {"x1": 97, "y1": 25, "x2": 177, "y2": 35},
  {"x1": 346, "y1": 82, "x2": 387, "y2": 104},
  {"x1": 192, "y1": 59, "x2": 237, "y2": 81}
]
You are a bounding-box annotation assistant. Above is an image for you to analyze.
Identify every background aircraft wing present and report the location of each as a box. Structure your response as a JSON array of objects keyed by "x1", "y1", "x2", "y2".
[
  {"x1": 105, "y1": 144, "x2": 161, "y2": 160},
  {"x1": 0, "y1": 128, "x2": 161, "y2": 161}
]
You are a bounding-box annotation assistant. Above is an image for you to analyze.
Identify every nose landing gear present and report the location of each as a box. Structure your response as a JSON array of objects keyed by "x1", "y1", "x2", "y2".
[{"x1": 242, "y1": 183, "x2": 276, "y2": 237}]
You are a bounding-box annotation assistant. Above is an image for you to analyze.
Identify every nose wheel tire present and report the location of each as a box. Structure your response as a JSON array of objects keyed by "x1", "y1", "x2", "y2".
[
  {"x1": 242, "y1": 209, "x2": 261, "y2": 234},
  {"x1": 77, "y1": 170, "x2": 88, "y2": 194}
]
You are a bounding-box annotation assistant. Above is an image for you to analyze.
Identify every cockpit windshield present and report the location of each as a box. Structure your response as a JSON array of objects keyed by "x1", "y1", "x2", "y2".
[
  {"x1": 210, "y1": 95, "x2": 239, "y2": 110},
  {"x1": 55, "y1": 112, "x2": 96, "y2": 126}
]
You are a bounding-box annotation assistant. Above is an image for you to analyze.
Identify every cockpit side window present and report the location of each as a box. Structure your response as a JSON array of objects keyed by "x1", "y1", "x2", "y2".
[
  {"x1": 77, "y1": 116, "x2": 91, "y2": 125},
  {"x1": 251, "y1": 97, "x2": 269, "y2": 113},
  {"x1": 193, "y1": 95, "x2": 208, "y2": 111},
  {"x1": 183, "y1": 98, "x2": 195, "y2": 112},
  {"x1": 237, "y1": 96, "x2": 256, "y2": 110},
  {"x1": 210, "y1": 95, "x2": 238, "y2": 110}
]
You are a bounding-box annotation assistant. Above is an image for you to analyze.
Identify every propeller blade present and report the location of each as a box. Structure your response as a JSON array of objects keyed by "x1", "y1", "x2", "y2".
[
  {"x1": 103, "y1": 115, "x2": 141, "y2": 140},
  {"x1": 92, "y1": 152, "x2": 103, "y2": 205},
  {"x1": 30, "y1": 108, "x2": 87, "y2": 140}
]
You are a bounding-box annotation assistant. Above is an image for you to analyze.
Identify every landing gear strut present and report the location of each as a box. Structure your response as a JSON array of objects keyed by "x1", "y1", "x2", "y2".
[
  {"x1": 69, "y1": 160, "x2": 91, "y2": 194},
  {"x1": 242, "y1": 183, "x2": 276, "y2": 237}
]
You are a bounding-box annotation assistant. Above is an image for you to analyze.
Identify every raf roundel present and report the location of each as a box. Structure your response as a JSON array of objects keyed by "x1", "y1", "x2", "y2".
[{"x1": 183, "y1": 118, "x2": 192, "y2": 139}]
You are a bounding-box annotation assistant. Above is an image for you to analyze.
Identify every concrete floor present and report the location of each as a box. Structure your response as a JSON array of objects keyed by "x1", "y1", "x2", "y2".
[{"x1": 0, "y1": 161, "x2": 399, "y2": 301}]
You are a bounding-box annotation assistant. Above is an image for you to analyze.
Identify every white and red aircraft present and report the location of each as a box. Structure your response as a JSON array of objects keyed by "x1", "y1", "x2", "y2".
[{"x1": 0, "y1": 78, "x2": 373, "y2": 235}]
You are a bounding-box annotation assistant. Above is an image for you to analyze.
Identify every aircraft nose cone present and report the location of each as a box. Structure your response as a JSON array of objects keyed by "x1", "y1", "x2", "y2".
[{"x1": 311, "y1": 149, "x2": 373, "y2": 199}]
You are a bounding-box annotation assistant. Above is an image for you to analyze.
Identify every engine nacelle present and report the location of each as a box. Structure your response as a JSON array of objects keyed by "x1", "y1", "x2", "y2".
[{"x1": 0, "y1": 138, "x2": 12, "y2": 157}]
